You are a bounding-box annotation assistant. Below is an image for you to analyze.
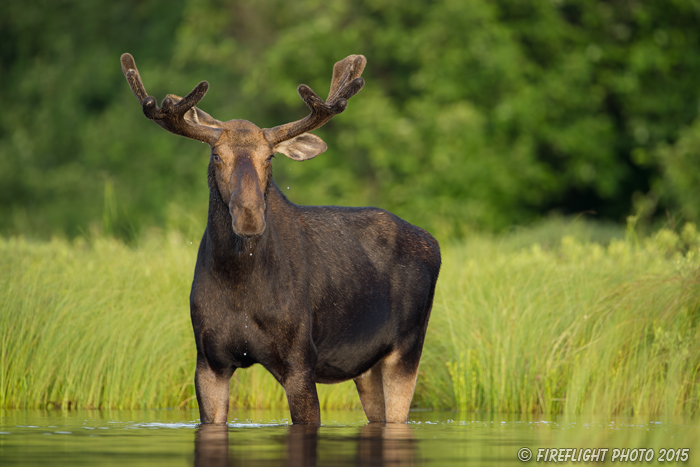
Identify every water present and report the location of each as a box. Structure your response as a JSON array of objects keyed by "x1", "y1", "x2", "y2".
[{"x1": 0, "y1": 409, "x2": 697, "y2": 466}]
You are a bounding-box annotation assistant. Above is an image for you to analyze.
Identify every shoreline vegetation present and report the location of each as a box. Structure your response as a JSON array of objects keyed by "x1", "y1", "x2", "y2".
[{"x1": 1, "y1": 219, "x2": 699, "y2": 416}]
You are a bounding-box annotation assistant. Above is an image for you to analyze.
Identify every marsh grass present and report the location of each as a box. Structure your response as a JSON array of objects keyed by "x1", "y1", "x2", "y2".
[
  {"x1": 418, "y1": 222, "x2": 700, "y2": 416},
  {"x1": 1, "y1": 221, "x2": 699, "y2": 415}
]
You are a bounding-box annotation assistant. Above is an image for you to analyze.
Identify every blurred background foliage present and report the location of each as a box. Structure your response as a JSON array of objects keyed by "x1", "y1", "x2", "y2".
[{"x1": 2, "y1": 0, "x2": 700, "y2": 241}]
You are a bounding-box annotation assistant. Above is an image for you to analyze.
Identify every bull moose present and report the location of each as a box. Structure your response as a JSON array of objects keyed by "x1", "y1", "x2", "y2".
[{"x1": 120, "y1": 53, "x2": 441, "y2": 425}]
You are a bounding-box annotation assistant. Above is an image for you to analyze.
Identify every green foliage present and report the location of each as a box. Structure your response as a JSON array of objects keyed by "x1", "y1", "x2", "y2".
[
  {"x1": 2, "y1": 0, "x2": 700, "y2": 239},
  {"x1": 2, "y1": 222, "x2": 699, "y2": 415},
  {"x1": 656, "y1": 118, "x2": 700, "y2": 223}
]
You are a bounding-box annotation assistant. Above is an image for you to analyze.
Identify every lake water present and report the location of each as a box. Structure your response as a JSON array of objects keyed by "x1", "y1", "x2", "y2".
[{"x1": 0, "y1": 409, "x2": 697, "y2": 466}]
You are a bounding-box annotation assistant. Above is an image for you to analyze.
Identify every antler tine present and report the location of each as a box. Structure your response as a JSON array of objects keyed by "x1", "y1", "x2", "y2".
[
  {"x1": 120, "y1": 53, "x2": 149, "y2": 103},
  {"x1": 327, "y1": 54, "x2": 366, "y2": 103},
  {"x1": 120, "y1": 53, "x2": 221, "y2": 145},
  {"x1": 263, "y1": 55, "x2": 366, "y2": 147}
]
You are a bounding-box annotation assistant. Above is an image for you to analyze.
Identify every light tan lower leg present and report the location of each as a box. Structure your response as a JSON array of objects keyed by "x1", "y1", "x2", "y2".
[
  {"x1": 354, "y1": 365, "x2": 386, "y2": 422},
  {"x1": 381, "y1": 351, "x2": 419, "y2": 423},
  {"x1": 195, "y1": 361, "x2": 233, "y2": 425}
]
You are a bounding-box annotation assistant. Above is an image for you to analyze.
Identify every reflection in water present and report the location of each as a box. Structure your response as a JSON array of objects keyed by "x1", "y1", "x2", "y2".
[
  {"x1": 357, "y1": 424, "x2": 416, "y2": 466},
  {"x1": 194, "y1": 422, "x2": 417, "y2": 467},
  {"x1": 285, "y1": 425, "x2": 319, "y2": 467},
  {"x1": 195, "y1": 424, "x2": 229, "y2": 467}
]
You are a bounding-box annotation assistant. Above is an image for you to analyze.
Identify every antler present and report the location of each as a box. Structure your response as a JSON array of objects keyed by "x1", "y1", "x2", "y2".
[
  {"x1": 120, "y1": 53, "x2": 222, "y2": 145},
  {"x1": 263, "y1": 55, "x2": 366, "y2": 146}
]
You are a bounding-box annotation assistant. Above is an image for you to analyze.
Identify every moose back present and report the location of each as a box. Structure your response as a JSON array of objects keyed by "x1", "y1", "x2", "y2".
[{"x1": 120, "y1": 53, "x2": 441, "y2": 425}]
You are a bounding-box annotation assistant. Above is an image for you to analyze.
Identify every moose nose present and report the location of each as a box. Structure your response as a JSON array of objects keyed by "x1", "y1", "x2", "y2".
[{"x1": 229, "y1": 187, "x2": 266, "y2": 237}]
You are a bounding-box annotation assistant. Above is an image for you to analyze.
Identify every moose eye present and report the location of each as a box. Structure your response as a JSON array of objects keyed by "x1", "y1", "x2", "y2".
[
  {"x1": 266, "y1": 154, "x2": 275, "y2": 164},
  {"x1": 211, "y1": 153, "x2": 221, "y2": 163}
]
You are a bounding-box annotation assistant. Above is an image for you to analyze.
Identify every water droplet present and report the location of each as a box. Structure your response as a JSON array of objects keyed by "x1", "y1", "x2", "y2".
[
  {"x1": 250, "y1": 253, "x2": 252, "y2": 256},
  {"x1": 287, "y1": 186, "x2": 290, "y2": 189},
  {"x1": 243, "y1": 352, "x2": 247, "y2": 356}
]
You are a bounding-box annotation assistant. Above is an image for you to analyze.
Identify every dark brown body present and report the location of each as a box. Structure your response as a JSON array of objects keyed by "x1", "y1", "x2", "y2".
[{"x1": 191, "y1": 180, "x2": 440, "y2": 424}]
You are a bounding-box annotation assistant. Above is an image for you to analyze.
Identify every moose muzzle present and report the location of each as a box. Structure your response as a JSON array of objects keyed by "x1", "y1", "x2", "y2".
[{"x1": 229, "y1": 167, "x2": 267, "y2": 237}]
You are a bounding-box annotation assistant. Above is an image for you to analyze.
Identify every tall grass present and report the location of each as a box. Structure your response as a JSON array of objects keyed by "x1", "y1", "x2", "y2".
[
  {"x1": 1, "y1": 221, "x2": 699, "y2": 415},
  {"x1": 418, "y1": 222, "x2": 700, "y2": 416},
  {"x1": 0, "y1": 232, "x2": 358, "y2": 411}
]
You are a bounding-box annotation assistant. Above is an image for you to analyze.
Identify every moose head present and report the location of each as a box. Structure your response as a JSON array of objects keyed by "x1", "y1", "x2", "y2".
[{"x1": 120, "y1": 53, "x2": 366, "y2": 237}]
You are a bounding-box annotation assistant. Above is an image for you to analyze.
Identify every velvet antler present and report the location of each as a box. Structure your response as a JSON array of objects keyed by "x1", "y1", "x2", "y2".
[
  {"x1": 263, "y1": 55, "x2": 366, "y2": 146},
  {"x1": 120, "y1": 53, "x2": 222, "y2": 145}
]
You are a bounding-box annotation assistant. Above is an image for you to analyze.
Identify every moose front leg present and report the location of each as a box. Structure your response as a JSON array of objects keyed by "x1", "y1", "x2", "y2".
[
  {"x1": 195, "y1": 354, "x2": 234, "y2": 425},
  {"x1": 283, "y1": 370, "x2": 321, "y2": 425}
]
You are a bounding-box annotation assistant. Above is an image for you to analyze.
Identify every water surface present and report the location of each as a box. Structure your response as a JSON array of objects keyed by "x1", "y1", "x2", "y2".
[{"x1": 0, "y1": 409, "x2": 697, "y2": 466}]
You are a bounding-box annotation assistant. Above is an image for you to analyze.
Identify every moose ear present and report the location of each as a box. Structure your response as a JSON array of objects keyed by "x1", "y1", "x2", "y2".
[
  {"x1": 184, "y1": 106, "x2": 223, "y2": 129},
  {"x1": 273, "y1": 133, "x2": 328, "y2": 161}
]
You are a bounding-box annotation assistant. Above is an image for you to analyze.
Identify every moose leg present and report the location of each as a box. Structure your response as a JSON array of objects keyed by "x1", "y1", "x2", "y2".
[
  {"x1": 354, "y1": 365, "x2": 386, "y2": 422},
  {"x1": 195, "y1": 355, "x2": 234, "y2": 425},
  {"x1": 380, "y1": 350, "x2": 420, "y2": 423},
  {"x1": 283, "y1": 370, "x2": 321, "y2": 425}
]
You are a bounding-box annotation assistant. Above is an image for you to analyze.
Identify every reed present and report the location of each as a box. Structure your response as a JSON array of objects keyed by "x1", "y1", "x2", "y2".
[{"x1": 1, "y1": 221, "x2": 699, "y2": 415}]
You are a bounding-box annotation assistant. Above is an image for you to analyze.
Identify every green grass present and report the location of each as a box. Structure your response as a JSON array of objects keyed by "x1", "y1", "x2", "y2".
[{"x1": 2, "y1": 220, "x2": 699, "y2": 415}]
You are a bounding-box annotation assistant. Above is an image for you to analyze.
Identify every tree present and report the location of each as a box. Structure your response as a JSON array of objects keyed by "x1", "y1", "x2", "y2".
[{"x1": 2, "y1": 0, "x2": 699, "y2": 240}]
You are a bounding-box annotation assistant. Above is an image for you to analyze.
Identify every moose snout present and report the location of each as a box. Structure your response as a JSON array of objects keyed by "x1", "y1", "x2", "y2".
[{"x1": 229, "y1": 191, "x2": 266, "y2": 237}]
